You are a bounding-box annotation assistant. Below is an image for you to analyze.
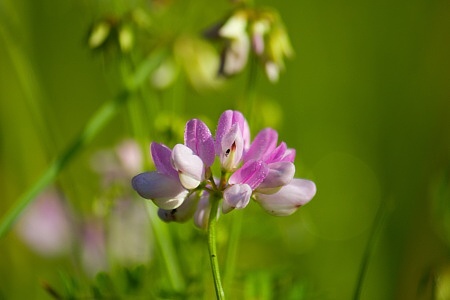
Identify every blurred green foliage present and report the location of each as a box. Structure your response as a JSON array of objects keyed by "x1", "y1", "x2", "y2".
[{"x1": 1, "y1": 0, "x2": 449, "y2": 299}]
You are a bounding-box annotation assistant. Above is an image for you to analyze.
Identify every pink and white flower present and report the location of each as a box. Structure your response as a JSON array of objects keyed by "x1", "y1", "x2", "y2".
[{"x1": 132, "y1": 110, "x2": 316, "y2": 228}]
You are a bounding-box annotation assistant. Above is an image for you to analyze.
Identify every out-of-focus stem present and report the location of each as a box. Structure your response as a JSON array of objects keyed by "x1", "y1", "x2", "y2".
[
  {"x1": 0, "y1": 49, "x2": 167, "y2": 239},
  {"x1": 352, "y1": 201, "x2": 388, "y2": 300},
  {"x1": 146, "y1": 203, "x2": 186, "y2": 292},
  {"x1": 208, "y1": 192, "x2": 226, "y2": 300},
  {"x1": 122, "y1": 58, "x2": 186, "y2": 294}
]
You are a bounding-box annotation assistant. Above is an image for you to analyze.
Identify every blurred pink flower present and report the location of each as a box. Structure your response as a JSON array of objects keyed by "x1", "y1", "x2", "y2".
[{"x1": 16, "y1": 188, "x2": 74, "y2": 257}]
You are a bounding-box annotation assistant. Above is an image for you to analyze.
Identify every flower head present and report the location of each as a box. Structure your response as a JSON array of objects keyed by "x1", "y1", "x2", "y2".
[
  {"x1": 205, "y1": 8, "x2": 294, "y2": 82},
  {"x1": 132, "y1": 110, "x2": 316, "y2": 228}
]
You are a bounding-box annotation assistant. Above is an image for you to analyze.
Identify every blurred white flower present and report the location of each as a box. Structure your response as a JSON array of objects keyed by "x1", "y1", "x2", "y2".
[
  {"x1": 205, "y1": 8, "x2": 294, "y2": 82},
  {"x1": 108, "y1": 198, "x2": 152, "y2": 266}
]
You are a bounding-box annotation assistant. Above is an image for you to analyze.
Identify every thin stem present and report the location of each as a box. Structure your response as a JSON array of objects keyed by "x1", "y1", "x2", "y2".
[
  {"x1": 0, "y1": 49, "x2": 167, "y2": 239},
  {"x1": 146, "y1": 203, "x2": 186, "y2": 292},
  {"x1": 352, "y1": 201, "x2": 388, "y2": 300},
  {"x1": 208, "y1": 193, "x2": 226, "y2": 300}
]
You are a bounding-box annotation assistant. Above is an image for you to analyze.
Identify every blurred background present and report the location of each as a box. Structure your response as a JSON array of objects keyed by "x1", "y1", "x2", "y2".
[{"x1": 0, "y1": 0, "x2": 449, "y2": 299}]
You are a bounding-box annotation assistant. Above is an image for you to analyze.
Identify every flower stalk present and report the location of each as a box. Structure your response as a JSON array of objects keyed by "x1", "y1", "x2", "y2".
[
  {"x1": 207, "y1": 192, "x2": 226, "y2": 300},
  {"x1": 132, "y1": 109, "x2": 317, "y2": 297}
]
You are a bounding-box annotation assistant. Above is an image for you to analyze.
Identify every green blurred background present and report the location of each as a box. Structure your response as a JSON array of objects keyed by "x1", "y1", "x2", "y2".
[{"x1": 1, "y1": 0, "x2": 449, "y2": 299}]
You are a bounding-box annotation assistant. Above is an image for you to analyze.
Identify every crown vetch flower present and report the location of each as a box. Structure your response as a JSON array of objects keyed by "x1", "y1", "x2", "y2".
[
  {"x1": 131, "y1": 110, "x2": 316, "y2": 227},
  {"x1": 205, "y1": 8, "x2": 294, "y2": 82}
]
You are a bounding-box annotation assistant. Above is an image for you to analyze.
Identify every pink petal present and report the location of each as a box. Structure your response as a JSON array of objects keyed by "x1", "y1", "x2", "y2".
[
  {"x1": 282, "y1": 148, "x2": 296, "y2": 162},
  {"x1": 222, "y1": 184, "x2": 252, "y2": 213},
  {"x1": 256, "y1": 162, "x2": 295, "y2": 194},
  {"x1": 151, "y1": 142, "x2": 178, "y2": 178},
  {"x1": 254, "y1": 178, "x2": 316, "y2": 216},
  {"x1": 131, "y1": 172, "x2": 188, "y2": 209},
  {"x1": 266, "y1": 142, "x2": 287, "y2": 163},
  {"x1": 241, "y1": 118, "x2": 251, "y2": 151},
  {"x1": 228, "y1": 160, "x2": 269, "y2": 190},
  {"x1": 171, "y1": 144, "x2": 205, "y2": 189},
  {"x1": 184, "y1": 119, "x2": 215, "y2": 167},
  {"x1": 243, "y1": 128, "x2": 278, "y2": 163}
]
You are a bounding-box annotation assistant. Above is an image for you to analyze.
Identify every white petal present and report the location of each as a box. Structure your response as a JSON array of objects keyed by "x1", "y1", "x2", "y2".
[
  {"x1": 179, "y1": 172, "x2": 202, "y2": 190},
  {"x1": 157, "y1": 193, "x2": 200, "y2": 223},
  {"x1": 256, "y1": 162, "x2": 295, "y2": 194},
  {"x1": 254, "y1": 179, "x2": 316, "y2": 216},
  {"x1": 131, "y1": 172, "x2": 188, "y2": 209},
  {"x1": 221, "y1": 35, "x2": 250, "y2": 76},
  {"x1": 153, "y1": 192, "x2": 188, "y2": 210},
  {"x1": 219, "y1": 13, "x2": 247, "y2": 39},
  {"x1": 265, "y1": 61, "x2": 279, "y2": 83},
  {"x1": 223, "y1": 184, "x2": 252, "y2": 213},
  {"x1": 171, "y1": 144, "x2": 205, "y2": 189}
]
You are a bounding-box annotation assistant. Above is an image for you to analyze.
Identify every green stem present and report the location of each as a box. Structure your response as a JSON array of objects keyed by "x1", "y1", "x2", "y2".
[
  {"x1": 352, "y1": 201, "x2": 388, "y2": 300},
  {"x1": 0, "y1": 49, "x2": 167, "y2": 239},
  {"x1": 146, "y1": 203, "x2": 186, "y2": 292},
  {"x1": 208, "y1": 193, "x2": 226, "y2": 300}
]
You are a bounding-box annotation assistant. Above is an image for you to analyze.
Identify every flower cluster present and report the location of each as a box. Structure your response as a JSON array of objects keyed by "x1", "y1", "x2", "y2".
[
  {"x1": 205, "y1": 8, "x2": 294, "y2": 82},
  {"x1": 132, "y1": 110, "x2": 316, "y2": 229}
]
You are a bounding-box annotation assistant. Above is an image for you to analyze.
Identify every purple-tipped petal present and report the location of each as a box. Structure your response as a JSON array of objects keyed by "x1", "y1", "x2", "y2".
[
  {"x1": 243, "y1": 128, "x2": 278, "y2": 163},
  {"x1": 215, "y1": 110, "x2": 234, "y2": 155},
  {"x1": 256, "y1": 162, "x2": 295, "y2": 194},
  {"x1": 220, "y1": 124, "x2": 244, "y2": 171},
  {"x1": 171, "y1": 144, "x2": 205, "y2": 189},
  {"x1": 266, "y1": 142, "x2": 287, "y2": 163},
  {"x1": 151, "y1": 142, "x2": 178, "y2": 178},
  {"x1": 228, "y1": 160, "x2": 269, "y2": 190},
  {"x1": 254, "y1": 178, "x2": 316, "y2": 216},
  {"x1": 241, "y1": 118, "x2": 251, "y2": 150},
  {"x1": 282, "y1": 148, "x2": 296, "y2": 162},
  {"x1": 222, "y1": 184, "x2": 252, "y2": 213},
  {"x1": 215, "y1": 110, "x2": 249, "y2": 155},
  {"x1": 157, "y1": 193, "x2": 200, "y2": 223},
  {"x1": 131, "y1": 172, "x2": 188, "y2": 209},
  {"x1": 184, "y1": 119, "x2": 215, "y2": 167}
]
